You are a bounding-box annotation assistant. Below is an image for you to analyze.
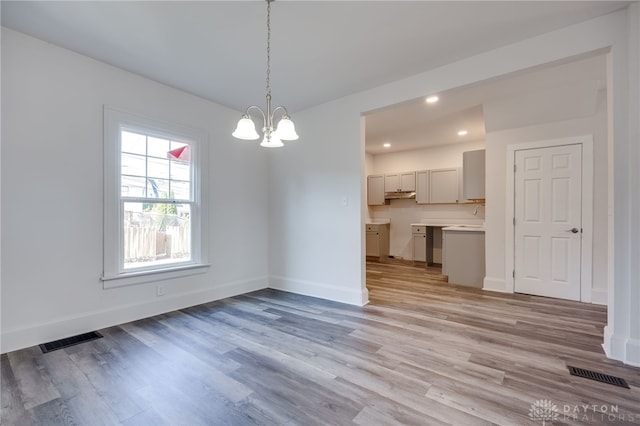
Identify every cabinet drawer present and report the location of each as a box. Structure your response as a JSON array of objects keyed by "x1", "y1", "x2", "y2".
[
  {"x1": 411, "y1": 225, "x2": 426, "y2": 234},
  {"x1": 366, "y1": 224, "x2": 380, "y2": 232}
]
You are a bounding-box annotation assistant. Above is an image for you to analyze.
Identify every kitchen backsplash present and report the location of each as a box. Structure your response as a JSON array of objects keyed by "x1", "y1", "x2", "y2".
[{"x1": 370, "y1": 199, "x2": 484, "y2": 260}]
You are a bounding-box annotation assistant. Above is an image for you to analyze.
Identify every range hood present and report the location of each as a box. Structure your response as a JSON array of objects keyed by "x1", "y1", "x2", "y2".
[{"x1": 385, "y1": 191, "x2": 416, "y2": 200}]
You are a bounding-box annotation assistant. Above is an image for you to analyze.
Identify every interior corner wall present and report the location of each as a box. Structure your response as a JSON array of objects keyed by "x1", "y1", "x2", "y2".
[
  {"x1": 626, "y1": 1, "x2": 640, "y2": 367},
  {"x1": 266, "y1": 8, "x2": 636, "y2": 364},
  {"x1": 605, "y1": 1, "x2": 640, "y2": 367},
  {"x1": 1, "y1": 28, "x2": 270, "y2": 353},
  {"x1": 483, "y1": 92, "x2": 608, "y2": 302},
  {"x1": 267, "y1": 99, "x2": 369, "y2": 306}
]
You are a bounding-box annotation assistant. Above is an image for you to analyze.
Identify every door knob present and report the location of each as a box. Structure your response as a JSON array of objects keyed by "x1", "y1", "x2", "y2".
[{"x1": 568, "y1": 227, "x2": 579, "y2": 233}]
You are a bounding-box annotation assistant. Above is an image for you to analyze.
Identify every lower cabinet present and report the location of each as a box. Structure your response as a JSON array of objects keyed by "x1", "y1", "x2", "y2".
[
  {"x1": 411, "y1": 225, "x2": 427, "y2": 261},
  {"x1": 366, "y1": 224, "x2": 389, "y2": 259},
  {"x1": 442, "y1": 229, "x2": 485, "y2": 287}
]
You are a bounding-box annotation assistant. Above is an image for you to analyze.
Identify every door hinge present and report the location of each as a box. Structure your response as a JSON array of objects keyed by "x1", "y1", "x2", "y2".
[
  {"x1": 513, "y1": 270, "x2": 515, "y2": 278},
  {"x1": 514, "y1": 164, "x2": 517, "y2": 172},
  {"x1": 513, "y1": 217, "x2": 516, "y2": 226}
]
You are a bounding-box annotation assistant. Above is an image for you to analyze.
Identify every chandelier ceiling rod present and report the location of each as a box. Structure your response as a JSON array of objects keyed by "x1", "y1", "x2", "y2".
[{"x1": 232, "y1": 0, "x2": 299, "y2": 148}]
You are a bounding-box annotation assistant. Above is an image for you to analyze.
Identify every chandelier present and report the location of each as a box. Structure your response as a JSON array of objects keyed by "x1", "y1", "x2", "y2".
[{"x1": 232, "y1": 0, "x2": 298, "y2": 148}]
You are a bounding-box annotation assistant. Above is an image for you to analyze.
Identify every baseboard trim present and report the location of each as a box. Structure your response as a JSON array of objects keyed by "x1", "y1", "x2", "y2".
[
  {"x1": 1, "y1": 277, "x2": 268, "y2": 354},
  {"x1": 590, "y1": 288, "x2": 608, "y2": 305},
  {"x1": 269, "y1": 275, "x2": 368, "y2": 306},
  {"x1": 483, "y1": 277, "x2": 509, "y2": 293},
  {"x1": 624, "y1": 338, "x2": 640, "y2": 367}
]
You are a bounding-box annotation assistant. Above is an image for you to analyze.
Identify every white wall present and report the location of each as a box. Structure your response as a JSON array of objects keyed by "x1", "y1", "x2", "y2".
[
  {"x1": 625, "y1": 2, "x2": 640, "y2": 366},
  {"x1": 267, "y1": 9, "x2": 639, "y2": 365},
  {"x1": 368, "y1": 141, "x2": 485, "y2": 260},
  {"x1": 605, "y1": 1, "x2": 640, "y2": 367},
  {"x1": 483, "y1": 90, "x2": 608, "y2": 303},
  {"x1": 268, "y1": 103, "x2": 367, "y2": 305},
  {"x1": 371, "y1": 140, "x2": 485, "y2": 173},
  {"x1": 1, "y1": 29, "x2": 270, "y2": 353}
]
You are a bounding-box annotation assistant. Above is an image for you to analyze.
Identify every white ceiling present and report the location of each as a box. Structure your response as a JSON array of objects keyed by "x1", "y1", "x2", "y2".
[
  {"x1": 365, "y1": 52, "x2": 608, "y2": 154},
  {"x1": 1, "y1": 0, "x2": 628, "y2": 116}
]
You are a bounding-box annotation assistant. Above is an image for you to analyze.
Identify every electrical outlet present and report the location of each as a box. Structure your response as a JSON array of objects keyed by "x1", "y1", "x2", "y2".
[{"x1": 156, "y1": 285, "x2": 165, "y2": 297}]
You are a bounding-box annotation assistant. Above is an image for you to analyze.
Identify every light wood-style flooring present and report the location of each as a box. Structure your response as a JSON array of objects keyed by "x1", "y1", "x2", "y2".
[{"x1": 2, "y1": 260, "x2": 639, "y2": 425}]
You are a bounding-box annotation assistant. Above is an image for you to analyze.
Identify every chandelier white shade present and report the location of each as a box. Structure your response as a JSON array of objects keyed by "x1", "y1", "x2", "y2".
[
  {"x1": 232, "y1": 115, "x2": 260, "y2": 140},
  {"x1": 232, "y1": 0, "x2": 298, "y2": 147}
]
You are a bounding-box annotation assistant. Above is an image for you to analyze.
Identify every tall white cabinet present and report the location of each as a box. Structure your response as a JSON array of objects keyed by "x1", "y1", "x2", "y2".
[{"x1": 463, "y1": 149, "x2": 486, "y2": 200}]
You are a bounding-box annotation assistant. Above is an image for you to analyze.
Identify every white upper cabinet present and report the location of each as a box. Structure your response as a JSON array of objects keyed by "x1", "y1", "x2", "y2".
[
  {"x1": 415, "y1": 170, "x2": 429, "y2": 204},
  {"x1": 429, "y1": 168, "x2": 460, "y2": 203},
  {"x1": 367, "y1": 174, "x2": 386, "y2": 205},
  {"x1": 384, "y1": 174, "x2": 400, "y2": 192},
  {"x1": 400, "y1": 172, "x2": 416, "y2": 191},
  {"x1": 384, "y1": 172, "x2": 415, "y2": 192},
  {"x1": 463, "y1": 149, "x2": 486, "y2": 200}
]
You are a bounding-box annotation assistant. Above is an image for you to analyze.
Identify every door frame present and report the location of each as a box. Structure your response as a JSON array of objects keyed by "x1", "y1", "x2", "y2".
[{"x1": 505, "y1": 135, "x2": 594, "y2": 302}]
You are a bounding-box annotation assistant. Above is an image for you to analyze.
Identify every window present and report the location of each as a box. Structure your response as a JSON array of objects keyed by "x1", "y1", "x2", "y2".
[{"x1": 103, "y1": 107, "x2": 208, "y2": 287}]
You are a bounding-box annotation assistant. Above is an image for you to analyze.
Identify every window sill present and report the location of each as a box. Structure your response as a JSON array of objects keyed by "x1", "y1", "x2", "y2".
[{"x1": 102, "y1": 263, "x2": 210, "y2": 289}]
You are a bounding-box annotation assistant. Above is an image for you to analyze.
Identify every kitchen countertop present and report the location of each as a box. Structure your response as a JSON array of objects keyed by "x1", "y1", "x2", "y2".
[
  {"x1": 366, "y1": 219, "x2": 390, "y2": 225},
  {"x1": 442, "y1": 225, "x2": 485, "y2": 232},
  {"x1": 411, "y1": 222, "x2": 484, "y2": 228}
]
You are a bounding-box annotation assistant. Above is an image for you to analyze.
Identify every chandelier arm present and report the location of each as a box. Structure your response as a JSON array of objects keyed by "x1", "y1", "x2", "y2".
[
  {"x1": 243, "y1": 105, "x2": 267, "y2": 129},
  {"x1": 270, "y1": 105, "x2": 291, "y2": 120}
]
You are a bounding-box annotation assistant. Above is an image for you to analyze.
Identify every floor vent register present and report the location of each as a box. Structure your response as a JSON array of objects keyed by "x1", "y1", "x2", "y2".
[
  {"x1": 40, "y1": 331, "x2": 104, "y2": 353},
  {"x1": 567, "y1": 365, "x2": 630, "y2": 389}
]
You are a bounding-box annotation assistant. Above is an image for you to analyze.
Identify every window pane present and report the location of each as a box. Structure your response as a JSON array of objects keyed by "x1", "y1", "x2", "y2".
[
  {"x1": 147, "y1": 178, "x2": 170, "y2": 199},
  {"x1": 121, "y1": 153, "x2": 146, "y2": 177},
  {"x1": 147, "y1": 157, "x2": 170, "y2": 179},
  {"x1": 123, "y1": 202, "x2": 191, "y2": 269},
  {"x1": 121, "y1": 131, "x2": 146, "y2": 155},
  {"x1": 147, "y1": 136, "x2": 170, "y2": 158},
  {"x1": 121, "y1": 175, "x2": 147, "y2": 198},
  {"x1": 171, "y1": 180, "x2": 191, "y2": 200},
  {"x1": 171, "y1": 161, "x2": 190, "y2": 181}
]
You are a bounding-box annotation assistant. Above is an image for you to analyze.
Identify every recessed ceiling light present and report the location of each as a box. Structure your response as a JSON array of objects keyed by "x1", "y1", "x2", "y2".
[
  {"x1": 457, "y1": 130, "x2": 468, "y2": 136},
  {"x1": 383, "y1": 143, "x2": 391, "y2": 148},
  {"x1": 426, "y1": 96, "x2": 439, "y2": 104}
]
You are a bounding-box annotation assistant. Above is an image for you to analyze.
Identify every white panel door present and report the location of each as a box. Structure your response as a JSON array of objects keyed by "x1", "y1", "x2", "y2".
[{"x1": 514, "y1": 144, "x2": 582, "y2": 300}]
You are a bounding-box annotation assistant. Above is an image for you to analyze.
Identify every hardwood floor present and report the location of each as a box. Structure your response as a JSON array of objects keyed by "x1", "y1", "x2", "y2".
[{"x1": 2, "y1": 261, "x2": 639, "y2": 425}]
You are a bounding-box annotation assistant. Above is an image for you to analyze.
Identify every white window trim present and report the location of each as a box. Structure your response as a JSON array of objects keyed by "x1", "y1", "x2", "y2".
[{"x1": 102, "y1": 106, "x2": 209, "y2": 288}]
